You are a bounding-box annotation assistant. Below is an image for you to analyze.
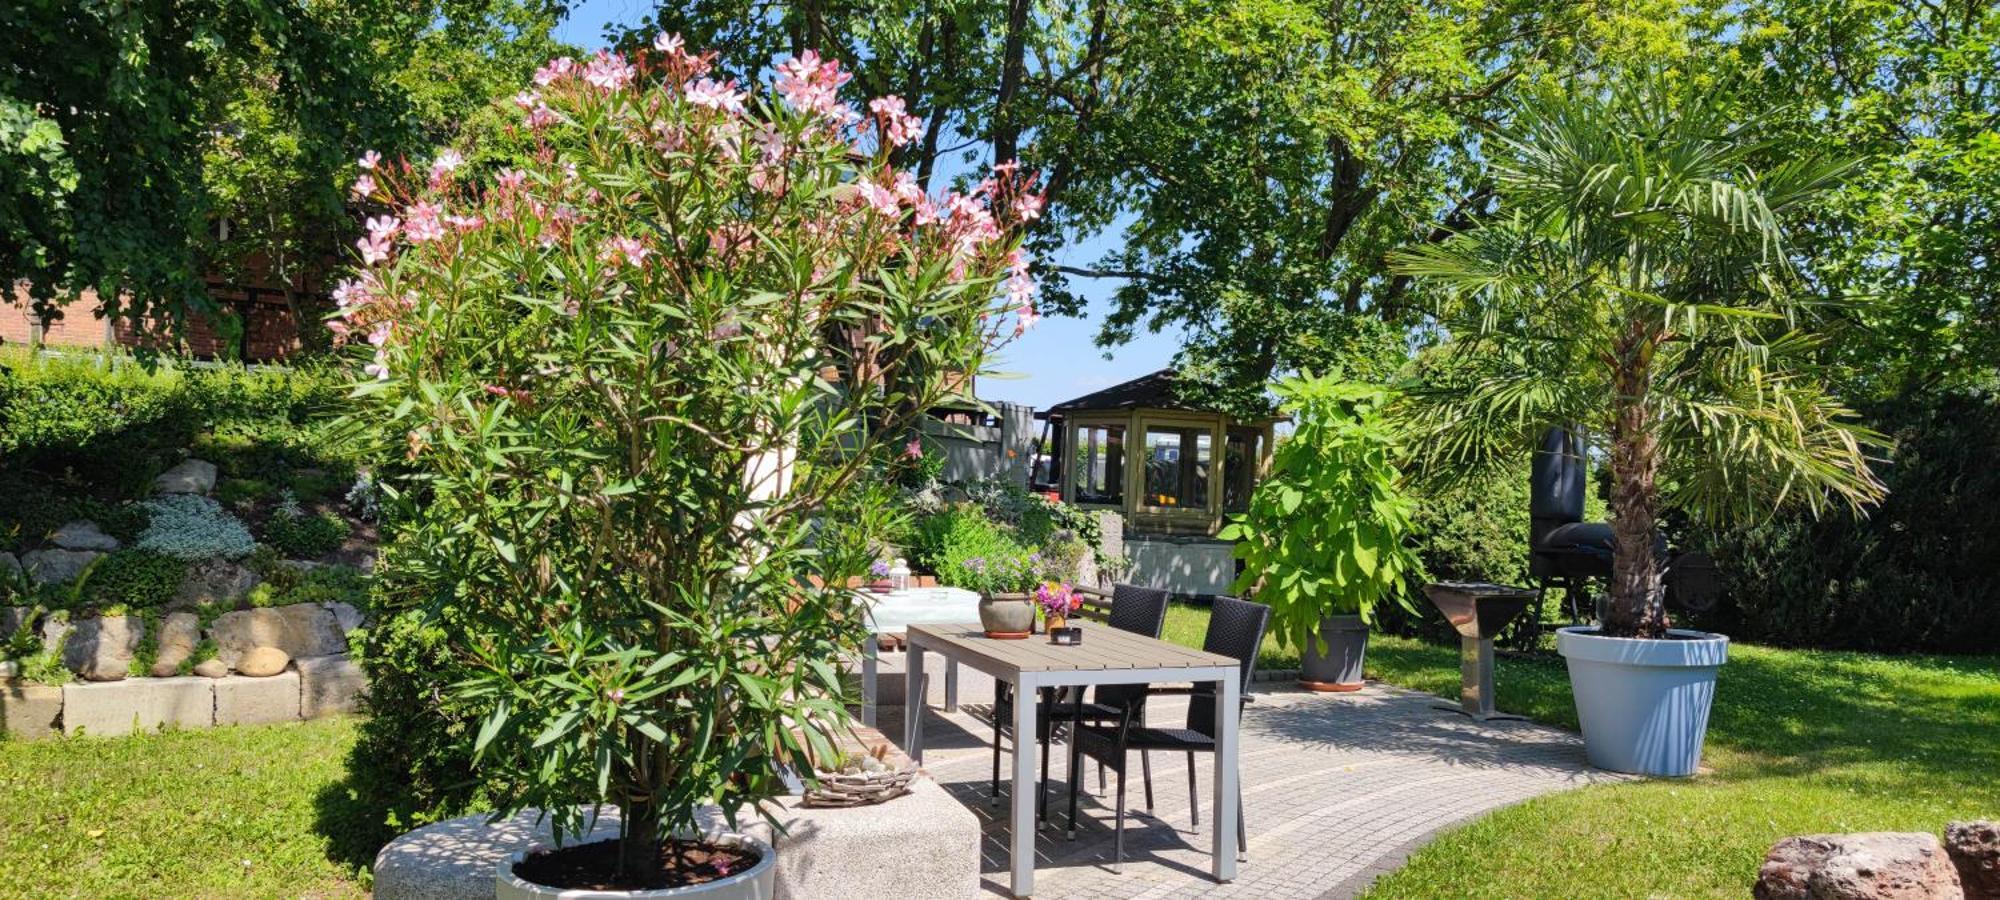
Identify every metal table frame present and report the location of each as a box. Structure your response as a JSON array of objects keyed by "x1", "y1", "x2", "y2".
[{"x1": 903, "y1": 623, "x2": 1242, "y2": 898}]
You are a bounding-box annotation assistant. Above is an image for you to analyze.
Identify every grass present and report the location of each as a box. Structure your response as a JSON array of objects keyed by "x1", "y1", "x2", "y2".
[
  {"x1": 0, "y1": 717, "x2": 366, "y2": 898},
  {"x1": 1161, "y1": 601, "x2": 2000, "y2": 898}
]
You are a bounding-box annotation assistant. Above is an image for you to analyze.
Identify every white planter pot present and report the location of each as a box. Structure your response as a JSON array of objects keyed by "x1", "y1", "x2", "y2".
[
  {"x1": 1556, "y1": 626, "x2": 1728, "y2": 777},
  {"x1": 497, "y1": 832, "x2": 777, "y2": 900}
]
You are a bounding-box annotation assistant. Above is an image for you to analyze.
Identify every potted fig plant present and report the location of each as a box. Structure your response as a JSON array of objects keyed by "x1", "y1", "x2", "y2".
[
  {"x1": 339, "y1": 36, "x2": 1042, "y2": 896},
  {"x1": 1392, "y1": 74, "x2": 1885, "y2": 776},
  {"x1": 1220, "y1": 376, "x2": 1423, "y2": 692}
]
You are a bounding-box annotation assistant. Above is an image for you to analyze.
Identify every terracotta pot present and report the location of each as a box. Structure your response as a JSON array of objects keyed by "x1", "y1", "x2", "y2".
[{"x1": 978, "y1": 592, "x2": 1034, "y2": 638}]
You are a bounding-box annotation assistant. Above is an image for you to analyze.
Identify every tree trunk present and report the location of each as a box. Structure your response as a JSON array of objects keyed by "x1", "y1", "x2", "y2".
[
  {"x1": 618, "y1": 794, "x2": 662, "y2": 884},
  {"x1": 1603, "y1": 326, "x2": 1666, "y2": 638}
]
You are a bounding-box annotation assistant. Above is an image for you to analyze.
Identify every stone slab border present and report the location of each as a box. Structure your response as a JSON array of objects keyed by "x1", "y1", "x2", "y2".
[{"x1": 0, "y1": 654, "x2": 366, "y2": 739}]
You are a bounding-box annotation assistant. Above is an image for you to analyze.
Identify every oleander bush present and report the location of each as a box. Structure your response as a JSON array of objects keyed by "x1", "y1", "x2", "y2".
[{"x1": 335, "y1": 37, "x2": 1038, "y2": 879}]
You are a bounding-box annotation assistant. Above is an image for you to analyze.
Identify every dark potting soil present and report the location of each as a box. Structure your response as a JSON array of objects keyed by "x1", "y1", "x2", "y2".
[{"x1": 512, "y1": 837, "x2": 760, "y2": 891}]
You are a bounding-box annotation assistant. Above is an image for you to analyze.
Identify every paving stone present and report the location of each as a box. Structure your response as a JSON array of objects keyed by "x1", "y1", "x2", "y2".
[
  {"x1": 1, "y1": 681, "x2": 64, "y2": 740},
  {"x1": 62, "y1": 677, "x2": 213, "y2": 737},
  {"x1": 213, "y1": 671, "x2": 302, "y2": 726},
  {"x1": 878, "y1": 682, "x2": 1626, "y2": 899},
  {"x1": 297, "y1": 653, "x2": 366, "y2": 718}
]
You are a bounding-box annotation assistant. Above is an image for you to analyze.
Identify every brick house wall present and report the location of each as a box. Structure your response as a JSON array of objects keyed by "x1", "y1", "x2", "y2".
[{"x1": 6, "y1": 279, "x2": 314, "y2": 362}]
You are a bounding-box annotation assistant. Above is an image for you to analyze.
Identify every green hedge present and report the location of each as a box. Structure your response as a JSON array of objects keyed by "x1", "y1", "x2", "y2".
[{"x1": 1689, "y1": 389, "x2": 2000, "y2": 653}]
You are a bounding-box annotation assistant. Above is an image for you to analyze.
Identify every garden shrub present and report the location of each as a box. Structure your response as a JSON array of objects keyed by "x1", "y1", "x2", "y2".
[
  {"x1": 262, "y1": 498, "x2": 352, "y2": 558},
  {"x1": 80, "y1": 549, "x2": 186, "y2": 610},
  {"x1": 215, "y1": 477, "x2": 276, "y2": 508},
  {"x1": 1688, "y1": 389, "x2": 2000, "y2": 653},
  {"x1": 135, "y1": 494, "x2": 256, "y2": 560}
]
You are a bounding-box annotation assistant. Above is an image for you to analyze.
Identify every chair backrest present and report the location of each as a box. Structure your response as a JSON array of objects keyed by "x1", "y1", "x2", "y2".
[
  {"x1": 1093, "y1": 584, "x2": 1172, "y2": 709},
  {"x1": 1106, "y1": 583, "x2": 1170, "y2": 638},
  {"x1": 1186, "y1": 595, "x2": 1271, "y2": 736}
]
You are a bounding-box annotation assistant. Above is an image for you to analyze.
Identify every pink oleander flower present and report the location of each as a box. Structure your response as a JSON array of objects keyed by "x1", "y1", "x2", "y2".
[
  {"x1": 429, "y1": 150, "x2": 463, "y2": 187},
  {"x1": 513, "y1": 90, "x2": 539, "y2": 110},
  {"x1": 526, "y1": 104, "x2": 558, "y2": 129},
  {"x1": 686, "y1": 78, "x2": 747, "y2": 114},
  {"x1": 774, "y1": 50, "x2": 852, "y2": 119},
  {"x1": 653, "y1": 32, "x2": 684, "y2": 56},
  {"x1": 903, "y1": 439, "x2": 924, "y2": 460},
  {"x1": 331, "y1": 277, "x2": 366, "y2": 312},
  {"x1": 496, "y1": 168, "x2": 527, "y2": 191},
  {"x1": 358, "y1": 234, "x2": 392, "y2": 266},
  {"x1": 868, "y1": 96, "x2": 923, "y2": 147},
  {"x1": 892, "y1": 171, "x2": 924, "y2": 206},
  {"x1": 583, "y1": 50, "x2": 635, "y2": 91},
  {"x1": 367, "y1": 322, "x2": 392, "y2": 347},
  {"x1": 445, "y1": 213, "x2": 483, "y2": 231},
  {"x1": 364, "y1": 348, "x2": 390, "y2": 381},
  {"x1": 404, "y1": 202, "x2": 446, "y2": 243},
  {"x1": 855, "y1": 180, "x2": 901, "y2": 217},
  {"x1": 1014, "y1": 304, "x2": 1041, "y2": 336},
  {"x1": 352, "y1": 174, "x2": 375, "y2": 199},
  {"x1": 365, "y1": 215, "x2": 399, "y2": 240},
  {"x1": 534, "y1": 56, "x2": 575, "y2": 86},
  {"x1": 599, "y1": 235, "x2": 651, "y2": 268},
  {"x1": 358, "y1": 150, "x2": 381, "y2": 170}
]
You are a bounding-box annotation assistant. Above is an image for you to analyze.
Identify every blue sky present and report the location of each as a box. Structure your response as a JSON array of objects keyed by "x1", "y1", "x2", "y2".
[{"x1": 554, "y1": 2, "x2": 1182, "y2": 410}]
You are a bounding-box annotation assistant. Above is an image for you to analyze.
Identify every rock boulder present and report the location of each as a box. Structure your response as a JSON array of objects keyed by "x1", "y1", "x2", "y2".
[
  {"x1": 1948, "y1": 821, "x2": 2000, "y2": 900},
  {"x1": 22, "y1": 548, "x2": 101, "y2": 585},
  {"x1": 209, "y1": 603, "x2": 347, "y2": 666},
  {"x1": 153, "y1": 458, "x2": 219, "y2": 495},
  {"x1": 1757, "y1": 832, "x2": 1963, "y2": 900},
  {"x1": 237, "y1": 646, "x2": 291, "y2": 677},
  {"x1": 173, "y1": 558, "x2": 259, "y2": 608},
  {"x1": 193, "y1": 658, "x2": 229, "y2": 679},
  {"x1": 51, "y1": 520, "x2": 119, "y2": 551},
  {"x1": 149, "y1": 612, "x2": 202, "y2": 677},
  {"x1": 1, "y1": 606, "x2": 30, "y2": 638},
  {"x1": 62, "y1": 615, "x2": 144, "y2": 682}
]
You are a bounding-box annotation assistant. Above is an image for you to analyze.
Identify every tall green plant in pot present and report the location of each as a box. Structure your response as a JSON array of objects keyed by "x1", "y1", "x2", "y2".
[
  {"x1": 336, "y1": 36, "x2": 1042, "y2": 896},
  {"x1": 1392, "y1": 74, "x2": 1885, "y2": 775},
  {"x1": 1220, "y1": 376, "x2": 1422, "y2": 691}
]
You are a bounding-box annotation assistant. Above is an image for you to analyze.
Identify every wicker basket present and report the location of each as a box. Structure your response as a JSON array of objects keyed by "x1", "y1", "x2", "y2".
[{"x1": 802, "y1": 766, "x2": 917, "y2": 808}]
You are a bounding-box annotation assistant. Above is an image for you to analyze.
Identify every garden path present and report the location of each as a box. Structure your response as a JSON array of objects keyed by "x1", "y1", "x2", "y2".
[{"x1": 878, "y1": 679, "x2": 1624, "y2": 899}]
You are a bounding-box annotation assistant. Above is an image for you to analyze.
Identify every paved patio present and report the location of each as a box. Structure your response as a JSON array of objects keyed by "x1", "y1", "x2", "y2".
[{"x1": 877, "y1": 678, "x2": 1623, "y2": 899}]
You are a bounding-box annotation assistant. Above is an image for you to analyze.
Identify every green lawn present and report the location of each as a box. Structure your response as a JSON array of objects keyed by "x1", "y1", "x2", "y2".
[
  {"x1": 0, "y1": 717, "x2": 365, "y2": 898},
  {"x1": 1163, "y1": 601, "x2": 2000, "y2": 898}
]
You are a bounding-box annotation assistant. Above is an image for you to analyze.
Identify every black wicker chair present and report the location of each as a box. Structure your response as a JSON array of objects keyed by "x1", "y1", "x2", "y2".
[
  {"x1": 1065, "y1": 594, "x2": 1270, "y2": 870},
  {"x1": 989, "y1": 583, "x2": 1171, "y2": 822}
]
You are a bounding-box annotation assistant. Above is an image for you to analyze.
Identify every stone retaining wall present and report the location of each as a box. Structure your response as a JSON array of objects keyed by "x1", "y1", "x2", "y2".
[{"x1": 0, "y1": 654, "x2": 364, "y2": 739}]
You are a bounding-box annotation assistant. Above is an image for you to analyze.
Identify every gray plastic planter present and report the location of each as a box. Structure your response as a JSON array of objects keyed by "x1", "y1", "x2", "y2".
[
  {"x1": 1299, "y1": 614, "x2": 1369, "y2": 691},
  {"x1": 1556, "y1": 625, "x2": 1729, "y2": 777}
]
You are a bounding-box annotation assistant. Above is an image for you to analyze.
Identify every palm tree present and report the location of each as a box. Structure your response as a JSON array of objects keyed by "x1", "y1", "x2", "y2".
[{"x1": 1392, "y1": 75, "x2": 1887, "y2": 639}]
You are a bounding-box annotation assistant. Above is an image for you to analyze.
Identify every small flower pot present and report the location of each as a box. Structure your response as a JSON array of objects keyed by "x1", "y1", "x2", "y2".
[
  {"x1": 1557, "y1": 625, "x2": 1729, "y2": 776},
  {"x1": 1298, "y1": 614, "x2": 1369, "y2": 692},
  {"x1": 977, "y1": 592, "x2": 1034, "y2": 639},
  {"x1": 497, "y1": 832, "x2": 776, "y2": 899}
]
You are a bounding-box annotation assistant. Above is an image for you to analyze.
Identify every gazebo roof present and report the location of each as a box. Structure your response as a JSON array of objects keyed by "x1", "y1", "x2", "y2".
[
  {"x1": 1044, "y1": 368, "x2": 1277, "y2": 419},
  {"x1": 1044, "y1": 368, "x2": 1194, "y2": 413}
]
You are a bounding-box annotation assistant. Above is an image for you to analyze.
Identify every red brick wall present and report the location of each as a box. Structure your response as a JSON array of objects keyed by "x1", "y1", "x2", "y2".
[{"x1": 6, "y1": 280, "x2": 310, "y2": 361}]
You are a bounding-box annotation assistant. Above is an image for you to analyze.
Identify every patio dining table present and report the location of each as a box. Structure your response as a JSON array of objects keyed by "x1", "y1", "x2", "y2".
[{"x1": 903, "y1": 621, "x2": 1244, "y2": 898}]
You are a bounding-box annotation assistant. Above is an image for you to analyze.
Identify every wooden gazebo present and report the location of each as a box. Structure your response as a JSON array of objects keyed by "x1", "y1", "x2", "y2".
[{"x1": 1036, "y1": 369, "x2": 1277, "y2": 537}]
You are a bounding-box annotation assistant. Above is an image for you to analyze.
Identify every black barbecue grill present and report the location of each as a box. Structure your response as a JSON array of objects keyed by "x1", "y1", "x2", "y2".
[{"x1": 1514, "y1": 426, "x2": 1723, "y2": 647}]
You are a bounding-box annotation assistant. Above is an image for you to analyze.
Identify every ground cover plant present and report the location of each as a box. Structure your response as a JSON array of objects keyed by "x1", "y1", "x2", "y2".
[{"x1": 337, "y1": 37, "x2": 1042, "y2": 883}]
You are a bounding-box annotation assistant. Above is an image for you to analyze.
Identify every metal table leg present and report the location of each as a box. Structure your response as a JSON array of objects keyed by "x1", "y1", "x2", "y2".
[
  {"x1": 861, "y1": 632, "x2": 879, "y2": 727},
  {"x1": 1212, "y1": 670, "x2": 1240, "y2": 881},
  {"x1": 1010, "y1": 673, "x2": 1039, "y2": 898}
]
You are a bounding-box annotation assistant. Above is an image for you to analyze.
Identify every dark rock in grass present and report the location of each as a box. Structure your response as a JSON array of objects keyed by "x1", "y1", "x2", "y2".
[
  {"x1": 62, "y1": 615, "x2": 144, "y2": 682},
  {"x1": 1, "y1": 605, "x2": 31, "y2": 638},
  {"x1": 0, "y1": 552, "x2": 19, "y2": 577},
  {"x1": 21, "y1": 548, "x2": 101, "y2": 585},
  {"x1": 1948, "y1": 821, "x2": 2000, "y2": 900},
  {"x1": 148, "y1": 612, "x2": 201, "y2": 677},
  {"x1": 1757, "y1": 832, "x2": 1962, "y2": 900},
  {"x1": 50, "y1": 520, "x2": 119, "y2": 552},
  {"x1": 172, "y1": 558, "x2": 259, "y2": 608}
]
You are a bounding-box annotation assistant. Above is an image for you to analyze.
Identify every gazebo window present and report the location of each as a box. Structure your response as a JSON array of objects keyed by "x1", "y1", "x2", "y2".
[
  {"x1": 1224, "y1": 427, "x2": 1264, "y2": 513},
  {"x1": 1073, "y1": 422, "x2": 1125, "y2": 505},
  {"x1": 1143, "y1": 425, "x2": 1211, "y2": 509}
]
